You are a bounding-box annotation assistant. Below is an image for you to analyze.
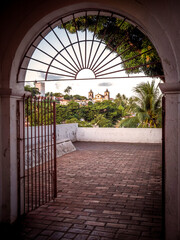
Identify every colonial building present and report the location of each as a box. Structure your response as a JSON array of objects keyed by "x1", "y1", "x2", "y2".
[
  {"x1": 35, "y1": 81, "x2": 45, "y2": 96},
  {"x1": 88, "y1": 89, "x2": 110, "y2": 102},
  {"x1": 88, "y1": 89, "x2": 94, "y2": 99}
]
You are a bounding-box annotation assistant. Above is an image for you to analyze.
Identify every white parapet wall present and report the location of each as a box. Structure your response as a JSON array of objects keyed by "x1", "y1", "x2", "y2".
[
  {"x1": 56, "y1": 123, "x2": 78, "y2": 142},
  {"x1": 25, "y1": 123, "x2": 78, "y2": 147},
  {"x1": 26, "y1": 125, "x2": 162, "y2": 144},
  {"x1": 24, "y1": 124, "x2": 78, "y2": 160},
  {"x1": 76, "y1": 128, "x2": 162, "y2": 143}
]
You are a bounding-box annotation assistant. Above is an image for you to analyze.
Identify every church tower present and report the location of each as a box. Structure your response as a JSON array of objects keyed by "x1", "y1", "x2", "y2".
[
  {"x1": 104, "y1": 89, "x2": 110, "y2": 100},
  {"x1": 88, "y1": 89, "x2": 94, "y2": 99}
]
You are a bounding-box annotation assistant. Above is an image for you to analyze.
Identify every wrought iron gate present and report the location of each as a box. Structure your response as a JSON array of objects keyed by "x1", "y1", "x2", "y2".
[{"x1": 17, "y1": 96, "x2": 57, "y2": 215}]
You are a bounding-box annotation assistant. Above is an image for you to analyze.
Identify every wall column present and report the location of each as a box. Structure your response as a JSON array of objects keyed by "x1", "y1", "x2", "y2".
[
  {"x1": 159, "y1": 83, "x2": 180, "y2": 239},
  {"x1": 0, "y1": 88, "x2": 24, "y2": 223}
]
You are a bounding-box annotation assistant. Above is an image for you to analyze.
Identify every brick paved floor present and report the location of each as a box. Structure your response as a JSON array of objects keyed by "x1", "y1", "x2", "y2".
[{"x1": 18, "y1": 142, "x2": 162, "y2": 240}]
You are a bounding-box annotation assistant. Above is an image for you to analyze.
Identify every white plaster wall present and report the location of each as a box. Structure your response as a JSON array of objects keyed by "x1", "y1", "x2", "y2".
[
  {"x1": 56, "y1": 123, "x2": 78, "y2": 142},
  {"x1": 26, "y1": 125, "x2": 161, "y2": 144},
  {"x1": 77, "y1": 128, "x2": 162, "y2": 143},
  {"x1": 10, "y1": 98, "x2": 18, "y2": 223},
  {"x1": 165, "y1": 94, "x2": 179, "y2": 239},
  {"x1": 25, "y1": 123, "x2": 78, "y2": 147}
]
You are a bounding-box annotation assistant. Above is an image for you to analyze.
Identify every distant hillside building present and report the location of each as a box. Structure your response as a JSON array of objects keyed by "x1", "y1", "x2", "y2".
[
  {"x1": 104, "y1": 89, "x2": 110, "y2": 100},
  {"x1": 88, "y1": 89, "x2": 110, "y2": 102},
  {"x1": 35, "y1": 81, "x2": 45, "y2": 96},
  {"x1": 88, "y1": 89, "x2": 94, "y2": 99}
]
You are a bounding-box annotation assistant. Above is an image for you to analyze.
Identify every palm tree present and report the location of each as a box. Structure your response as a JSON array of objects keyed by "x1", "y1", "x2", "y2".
[
  {"x1": 24, "y1": 85, "x2": 40, "y2": 97},
  {"x1": 64, "y1": 86, "x2": 72, "y2": 95},
  {"x1": 119, "y1": 80, "x2": 162, "y2": 128},
  {"x1": 115, "y1": 93, "x2": 128, "y2": 108}
]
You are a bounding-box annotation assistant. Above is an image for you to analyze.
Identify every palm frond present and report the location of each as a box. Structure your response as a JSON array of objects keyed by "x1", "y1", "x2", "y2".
[{"x1": 132, "y1": 80, "x2": 162, "y2": 127}]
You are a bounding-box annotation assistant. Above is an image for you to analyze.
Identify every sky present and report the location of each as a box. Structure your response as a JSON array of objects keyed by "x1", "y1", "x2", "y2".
[
  {"x1": 24, "y1": 26, "x2": 162, "y2": 99},
  {"x1": 44, "y1": 74, "x2": 161, "y2": 99}
]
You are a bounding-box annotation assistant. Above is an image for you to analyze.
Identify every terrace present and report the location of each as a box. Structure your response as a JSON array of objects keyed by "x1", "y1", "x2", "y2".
[{"x1": 5, "y1": 139, "x2": 162, "y2": 240}]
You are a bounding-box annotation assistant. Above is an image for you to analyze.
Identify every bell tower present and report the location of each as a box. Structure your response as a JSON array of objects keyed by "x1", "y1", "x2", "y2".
[
  {"x1": 88, "y1": 89, "x2": 94, "y2": 99},
  {"x1": 104, "y1": 89, "x2": 110, "y2": 100}
]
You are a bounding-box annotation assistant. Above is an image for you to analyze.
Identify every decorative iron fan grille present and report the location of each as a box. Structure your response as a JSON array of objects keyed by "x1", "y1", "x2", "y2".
[{"x1": 17, "y1": 9, "x2": 164, "y2": 83}]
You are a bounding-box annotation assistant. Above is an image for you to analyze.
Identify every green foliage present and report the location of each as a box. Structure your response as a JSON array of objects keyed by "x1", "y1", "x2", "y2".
[
  {"x1": 55, "y1": 98, "x2": 123, "y2": 127},
  {"x1": 118, "y1": 81, "x2": 162, "y2": 128},
  {"x1": 62, "y1": 16, "x2": 163, "y2": 77},
  {"x1": 65, "y1": 118, "x2": 92, "y2": 127},
  {"x1": 25, "y1": 84, "x2": 162, "y2": 128},
  {"x1": 133, "y1": 80, "x2": 162, "y2": 128},
  {"x1": 78, "y1": 121, "x2": 92, "y2": 127},
  {"x1": 53, "y1": 92, "x2": 63, "y2": 97},
  {"x1": 45, "y1": 92, "x2": 63, "y2": 97},
  {"x1": 119, "y1": 116, "x2": 140, "y2": 128},
  {"x1": 25, "y1": 100, "x2": 54, "y2": 126},
  {"x1": 24, "y1": 85, "x2": 40, "y2": 97},
  {"x1": 56, "y1": 104, "x2": 68, "y2": 124},
  {"x1": 91, "y1": 114, "x2": 113, "y2": 127},
  {"x1": 45, "y1": 92, "x2": 54, "y2": 97},
  {"x1": 65, "y1": 118, "x2": 80, "y2": 124},
  {"x1": 73, "y1": 94, "x2": 87, "y2": 100},
  {"x1": 114, "y1": 93, "x2": 135, "y2": 118},
  {"x1": 64, "y1": 94, "x2": 73, "y2": 100},
  {"x1": 56, "y1": 101, "x2": 80, "y2": 123}
]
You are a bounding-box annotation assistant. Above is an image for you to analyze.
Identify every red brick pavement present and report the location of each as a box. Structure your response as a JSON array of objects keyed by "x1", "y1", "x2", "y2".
[{"x1": 18, "y1": 142, "x2": 162, "y2": 240}]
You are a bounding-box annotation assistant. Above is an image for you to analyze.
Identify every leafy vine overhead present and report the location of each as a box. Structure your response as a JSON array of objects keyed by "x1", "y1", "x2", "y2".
[{"x1": 61, "y1": 15, "x2": 164, "y2": 78}]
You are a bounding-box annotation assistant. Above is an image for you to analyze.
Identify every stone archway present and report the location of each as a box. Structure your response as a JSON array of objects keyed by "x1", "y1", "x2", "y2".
[{"x1": 1, "y1": 1, "x2": 180, "y2": 239}]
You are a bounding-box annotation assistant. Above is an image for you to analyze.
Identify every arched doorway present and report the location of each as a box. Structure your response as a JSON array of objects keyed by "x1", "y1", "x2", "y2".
[
  {"x1": 1, "y1": 1, "x2": 180, "y2": 239},
  {"x1": 17, "y1": 9, "x2": 164, "y2": 239}
]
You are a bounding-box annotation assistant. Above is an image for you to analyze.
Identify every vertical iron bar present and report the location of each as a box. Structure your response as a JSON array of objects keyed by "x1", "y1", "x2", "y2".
[
  {"x1": 44, "y1": 97, "x2": 47, "y2": 202},
  {"x1": 23, "y1": 97, "x2": 25, "y2": 214},
  {"x1": 41, "y1": 98, "x2": 44, "y2": 204},
  {"x1": 50, "y1": 98, "x2": 53, "y2": 199},
  {"x1": 17, "y1": 99, "x2": 26, "y2": 216},
  {"x1": 53, "y1": 102, "x2": 57, "y2": 198},
  {"x1": 30, "y1": 97, "x2": 33, "y2": 210},
  {"x1": 26, "y1": 97, "x2": 30, "y2": 212},
  {"x1": 37, "y1": 97, "x2": 40, "y2": 207},
  {"x1": 34, "y1": 97, "x2": 37, "y2": 208},
  {"x1": 47, "y1": 98, "x2": 50, "y2": 201}
]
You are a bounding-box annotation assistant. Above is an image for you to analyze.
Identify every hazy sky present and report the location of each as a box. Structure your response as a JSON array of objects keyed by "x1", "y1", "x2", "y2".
[{"x1": 44, "y1": 75, "x2": 161, "y2": 99}]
